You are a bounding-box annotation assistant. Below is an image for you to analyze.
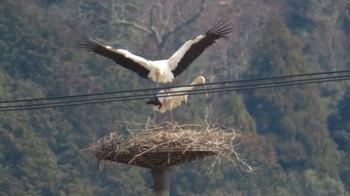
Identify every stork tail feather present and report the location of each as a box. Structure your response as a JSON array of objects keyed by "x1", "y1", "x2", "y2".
[{"x1": 146, "y1": 97, "x2": 161, "y2": 106}]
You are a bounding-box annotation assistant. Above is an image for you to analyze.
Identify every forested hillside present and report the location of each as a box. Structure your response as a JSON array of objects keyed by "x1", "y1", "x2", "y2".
[{"x1": 1, "y1": 0, "x2": 350, "y2": 195}]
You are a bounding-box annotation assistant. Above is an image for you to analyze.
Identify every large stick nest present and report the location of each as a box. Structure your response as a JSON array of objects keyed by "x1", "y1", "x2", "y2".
[{"x1": 91, "y1": 122, "x2": 253, "y2": 172}]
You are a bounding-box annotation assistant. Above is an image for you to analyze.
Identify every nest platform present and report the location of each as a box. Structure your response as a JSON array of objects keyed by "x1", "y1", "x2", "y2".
[
  {"x1": 96, "y1": 146, "x2": 216, "y2": 169},
  {"x1": 91, "y1": 123, "x2": 252, "y2": 171}
]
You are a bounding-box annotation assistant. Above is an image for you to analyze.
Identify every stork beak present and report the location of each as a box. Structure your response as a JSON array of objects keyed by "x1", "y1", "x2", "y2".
[{"x1": 201, "y1": 85, "x2": 209, "y2": 98}]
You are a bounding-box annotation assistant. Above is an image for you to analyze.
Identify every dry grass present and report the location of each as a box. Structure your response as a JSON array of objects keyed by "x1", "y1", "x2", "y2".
[{"x1": 91, "y1": 121, "x2": 254, "y2": 172}]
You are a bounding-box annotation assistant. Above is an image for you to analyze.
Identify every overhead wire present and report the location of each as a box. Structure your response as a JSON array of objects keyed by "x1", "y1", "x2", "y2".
[
  {"x1": 1, "y1": 69, "x2": 350, "y2": 104},
  {"x1": 1, "y1": 70, "x2": 350, "y2": 112},
  {"x1": 2, "y1": 71, "x2": 350, "y2": 110},
  {"x1": 1, "y1": 76, "x2": 349, "y2": 111}
]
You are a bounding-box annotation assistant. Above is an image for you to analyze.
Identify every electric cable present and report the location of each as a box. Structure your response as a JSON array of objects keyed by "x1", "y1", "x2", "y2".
[
  {"x1": 1, "y1": 71, "x2": 349, "y2": 112},
  {"x1": 1, "y1": 69, "x2": 350, "y2": 104}
]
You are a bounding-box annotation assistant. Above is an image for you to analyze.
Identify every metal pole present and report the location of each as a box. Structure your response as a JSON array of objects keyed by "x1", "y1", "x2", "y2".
[{"x1": 152, "y1": 168, "x2": 170, "y2": 196}]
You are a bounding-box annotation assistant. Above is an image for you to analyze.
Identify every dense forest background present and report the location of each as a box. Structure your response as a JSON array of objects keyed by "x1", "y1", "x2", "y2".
[{"x1": 1, "y1": 0, "x2": 350, "y2": 195}]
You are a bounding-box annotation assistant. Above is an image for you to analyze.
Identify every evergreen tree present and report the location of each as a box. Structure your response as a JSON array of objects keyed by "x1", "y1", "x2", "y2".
[
  {"x1": 328, "y1": 87, "x2": 350, "y2": 152},
  {"x1": 245, "y1": 16, "x2": 340, "y2": 176},
  {"x1": 328, "y1": 86, "x2": 350, "y2": 191}
]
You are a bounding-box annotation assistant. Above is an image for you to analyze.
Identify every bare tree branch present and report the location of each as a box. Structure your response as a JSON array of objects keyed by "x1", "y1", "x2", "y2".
[{"x1": 158, "y1": 0, "x2": 205, "y2": 48}]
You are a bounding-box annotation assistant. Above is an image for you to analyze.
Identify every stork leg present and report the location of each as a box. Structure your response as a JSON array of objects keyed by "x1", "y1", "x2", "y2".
[
  {"x1": 153, "y1": 110, "x2": 157, "y2": 125},
  {"x1": 169, "y1": 110, "x2": 174, "y2": 123},
  {"x1": 169, "y1": 110, "x2": 172, "y2": 122},
  {"x1": 156, "y1": 73, "x2": 159, "y2": 88}
]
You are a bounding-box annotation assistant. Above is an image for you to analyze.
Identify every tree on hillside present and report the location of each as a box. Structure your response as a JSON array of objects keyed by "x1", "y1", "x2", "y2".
[
  {"x1": 328, "y1": 87, "x2": 350, "y2": 190},
  {"x1": 328, "y1": 87, "x2": 350, "y2": 152},
  {"x1": 75, "y1": 0, "x2": 205, "y2": 51},
  {"x1": 244, "y1": 16, "x2": 340, "y2": 176}
]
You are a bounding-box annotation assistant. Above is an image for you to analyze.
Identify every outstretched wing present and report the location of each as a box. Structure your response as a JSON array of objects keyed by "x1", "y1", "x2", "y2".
[
  {"x1": 168, "y1": 19, "x2": 231, "y2": 77},
  {"x1": 80, "y1": 37, "x2": 151, "y2": 78}
]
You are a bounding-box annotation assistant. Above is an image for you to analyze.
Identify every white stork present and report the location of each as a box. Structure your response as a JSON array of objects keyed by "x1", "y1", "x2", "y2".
[
  {"x1": 80, "y1": 20, "x2": 231, "y2": 85},
  {"x1": 146, "y1": 75, "x2": 206, "y2": 116}
]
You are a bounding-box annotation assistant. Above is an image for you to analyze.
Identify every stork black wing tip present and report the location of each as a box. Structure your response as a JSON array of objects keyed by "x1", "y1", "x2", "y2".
[
  {"x1": 207, "y1": 18, "x2": 232, "y2": 37},
  {"x1": 78, "y1": 35, "x2": 104, "y2": 51}
]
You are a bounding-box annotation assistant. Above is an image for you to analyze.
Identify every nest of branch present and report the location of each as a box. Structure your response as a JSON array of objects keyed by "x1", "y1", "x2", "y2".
[{"x1": 91, "y1": 122, "x2": 253, "y2": 172}]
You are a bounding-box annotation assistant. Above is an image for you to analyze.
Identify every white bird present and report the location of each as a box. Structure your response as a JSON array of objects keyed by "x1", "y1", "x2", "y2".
[
  {"x1": 146, "y1": 75, "x2": 206, "y2": 114},
  {"x1": 80, "y1": 20, "x2": 230, "y2": 85}
]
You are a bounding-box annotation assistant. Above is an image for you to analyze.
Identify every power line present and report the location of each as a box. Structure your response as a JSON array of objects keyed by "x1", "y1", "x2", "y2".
[
  {"x1": 1, "y1": 72, "x2": 349, "y2": 112},
  {"x1": 1, "y1": 69, "x2": 350, "y2": 104},
  {"x1": 2, "y1": 72, "x2": 350, "y2": 111}
]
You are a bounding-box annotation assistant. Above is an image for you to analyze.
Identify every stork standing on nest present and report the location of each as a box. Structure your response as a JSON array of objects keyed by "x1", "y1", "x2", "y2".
[
  {"x1": 80, "y1": 20, "x2": 231, "y2": 87},
  {"x1": 146, "y1": 75, "x2": 207, "y2": 121}
]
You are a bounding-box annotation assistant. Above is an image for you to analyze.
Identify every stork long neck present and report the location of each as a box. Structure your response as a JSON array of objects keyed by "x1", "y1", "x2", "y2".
[
  {"x1": 181, "y1": 82, "x2": 198, "y2": 92},
  {"x1": 175, "y1": 80, "x2": 200, "y2": 92}
]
